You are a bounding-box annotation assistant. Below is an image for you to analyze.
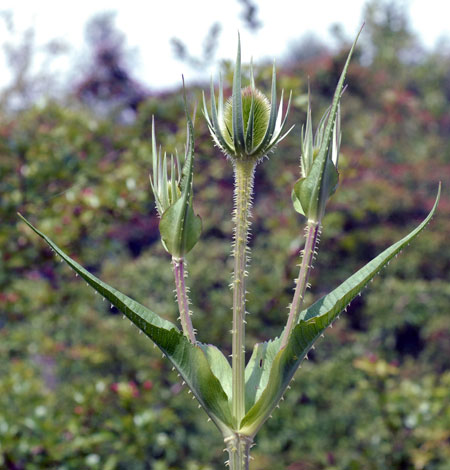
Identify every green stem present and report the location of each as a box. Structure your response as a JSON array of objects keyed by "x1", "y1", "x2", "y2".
[
  {"x1": 280, "y1": 220, "x2": 320, "y2": 349},
  {"x1": 225, "y1": 434, "x2": 253, "y2": 470},
  {"x1": 231, "y1": 160, "x2": 255, "y2": 427},
  {"x1": 173, "y1": 257, "x2": 196, "y2": 343}
]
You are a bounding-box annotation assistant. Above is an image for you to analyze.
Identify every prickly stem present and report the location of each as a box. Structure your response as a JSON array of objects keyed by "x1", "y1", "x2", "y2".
[
  {"x1": 225, "y1": 434, "x2": 253, "y2": 470},
  {"x1": 231, "y1": 159, "x2": 256, "y2": 426},
  {"x1": 173, "y1": 257, "x2": 196, "y2": 343},
  {"x1": 280, "y1": 220, "x2": 320, "y2": 349}
]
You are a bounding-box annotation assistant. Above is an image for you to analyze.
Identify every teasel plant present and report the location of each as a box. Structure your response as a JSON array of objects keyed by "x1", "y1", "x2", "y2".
[{"x1": 19, "y1": 27, "x2": 441, "y2": 470}]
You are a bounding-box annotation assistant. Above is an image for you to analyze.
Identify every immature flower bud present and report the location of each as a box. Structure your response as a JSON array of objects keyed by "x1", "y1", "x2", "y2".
[
  {"x1": 292, "y1": 47, "x2": 351, "y2": 224},
  {"x1": 222, "y1": 86, "x2": 270, "y2": 152},
  {"x1": 149, "y1": 87, "x2": 202, "y2": 259},
  {"x1": 203, "y1": 35, "x2": 293, "y2": 161}
]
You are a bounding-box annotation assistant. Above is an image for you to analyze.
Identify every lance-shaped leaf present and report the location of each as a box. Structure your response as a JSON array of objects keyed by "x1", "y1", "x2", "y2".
[
  {"x1": 159, "y1": 90, "x2": 202, "y2": 259},
  {"x1": 18, "y1": 214, "x2": 234, "y2": 437},
  {"x1": 240, "y1": 185, "x2": 440, "y2": 436},
  {"x1": 293, "y1": 29, "x2": 360, "y2": 223},
  {"x1": 232, "y1": 33, "x2": 246, "y2": 155},
  {"x1": 202, "y1": 76, "x2": 234, "y2": 156},
  {"x1": 244, "y1": 338, "x2": 280, "y2": 412}
]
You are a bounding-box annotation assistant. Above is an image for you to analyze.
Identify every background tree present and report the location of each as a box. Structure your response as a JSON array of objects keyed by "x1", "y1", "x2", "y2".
[{"x1": 75, "y1": 12, "x2": 148, "y2": 118}]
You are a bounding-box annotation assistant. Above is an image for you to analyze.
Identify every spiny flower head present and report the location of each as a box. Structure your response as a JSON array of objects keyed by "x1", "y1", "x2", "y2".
[
  {"x1": 203, "y1": 35, "x2": 293, "y2": 162},
  {"x1": 291, "y1": 29, "x2": 360, "y2": 225},
  {"x1": 149, "y1": 86, "x2": 202, "y2": 259}
]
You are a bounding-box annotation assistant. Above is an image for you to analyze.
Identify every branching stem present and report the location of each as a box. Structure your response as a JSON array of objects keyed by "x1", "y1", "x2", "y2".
[
  {"x1": 173, "y1": 257, "x2": 196, "y2": 344},
  {"x1": 231, "y1": 159, "x2": 255, "y2": 426},
  {"x1": 280, "y1": 220, "x2": 320, "y2": 349}
]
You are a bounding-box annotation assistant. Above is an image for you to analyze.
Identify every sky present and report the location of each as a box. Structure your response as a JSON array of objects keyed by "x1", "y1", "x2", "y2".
[{"x1": 1, "y1": 0, "x2": 449, "y2": 92}]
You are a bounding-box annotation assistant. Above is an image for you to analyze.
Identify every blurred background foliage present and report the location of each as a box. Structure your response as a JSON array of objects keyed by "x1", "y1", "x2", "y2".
[{"x1": 1, "y1": 1, "x2": 449, "y2": 469}]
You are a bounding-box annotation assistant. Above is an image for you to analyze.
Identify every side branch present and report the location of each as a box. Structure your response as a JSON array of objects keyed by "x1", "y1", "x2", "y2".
[
  {"x1": 280, "y1": 220, "x2": 320, "y2": 349},
  {"x1": 173, "y1": 257, "x2": 196, "y2": 344}
]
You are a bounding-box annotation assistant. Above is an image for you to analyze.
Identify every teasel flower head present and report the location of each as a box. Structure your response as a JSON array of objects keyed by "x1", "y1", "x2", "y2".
[
  {"x1": 203, "y1": 34, "x2": 293, "y2": 162},
  {"x1": 149, "y1": 84, "x2": 202, "y2": 259},
  {"x1": 291, "y1": 24, "x2": 362, "y2": 225}
]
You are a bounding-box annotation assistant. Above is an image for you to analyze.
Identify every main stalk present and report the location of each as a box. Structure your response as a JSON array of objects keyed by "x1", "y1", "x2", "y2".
[
  {"x1": 225, "y1": 434, "x2": 253, "y2": 470},
  {"x1": 231, "y1": 160, "x2": 255, "y2": 427}
]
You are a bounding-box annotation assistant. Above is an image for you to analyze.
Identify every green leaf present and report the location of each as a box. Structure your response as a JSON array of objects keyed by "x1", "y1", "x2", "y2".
[
  {"x1": 292, "y1": 178, "x2": 306, "y2": 215},
  {"x1": 245, "y1": 91, "x2": 255, "y2": 154},
  {"x1": 244, "y1": 339, "x2": 280, "y2": 411},
  {"x1": 203, "y1": 81, "x2": 233, "y2": 155},
  {"x1": 18, "y1": 214, "x2": 234, "y2": 437},
  {"x1": 232, "y1": 33, "x2": 245, "y2": 155},
  {"x1": 200, "y1": 343, "x2": 232, "y2": 405},
  {"x1": 251, "y1": 62, "x2": 277, "y2": 157},
  {"x1": 240, "y1": 185, "x2": 440, "y2": 436}
]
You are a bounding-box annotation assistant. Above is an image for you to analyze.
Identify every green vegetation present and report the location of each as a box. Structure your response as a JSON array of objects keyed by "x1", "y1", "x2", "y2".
[{"x1": 1, "y1": 8, "x2": 449, "y2": 470}]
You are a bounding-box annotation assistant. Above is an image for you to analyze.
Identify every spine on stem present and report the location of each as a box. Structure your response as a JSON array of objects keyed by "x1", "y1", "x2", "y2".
[
  {"x1": 231, "y1": 160, "x2": 255, "y2": 426},
  {"x1": 280, "y1": 220, "x2": 321, "y2": 349},
  {"x1": 173, "y1": 257, "x2": 196, "y2": 344}
]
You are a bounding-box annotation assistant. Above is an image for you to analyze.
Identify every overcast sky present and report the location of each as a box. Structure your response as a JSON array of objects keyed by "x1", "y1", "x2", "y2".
[{"x1": 1, "y1": 0, "x2": 449, "y2": 91}]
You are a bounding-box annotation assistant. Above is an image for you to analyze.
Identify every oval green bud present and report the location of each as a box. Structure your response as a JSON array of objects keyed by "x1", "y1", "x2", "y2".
[
  {"x1": 203, "y1": 36, "x2": 293, "y2": 162},
  {"x1": 222, "y1": 86, "x2": 270, "y2": 153}
]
